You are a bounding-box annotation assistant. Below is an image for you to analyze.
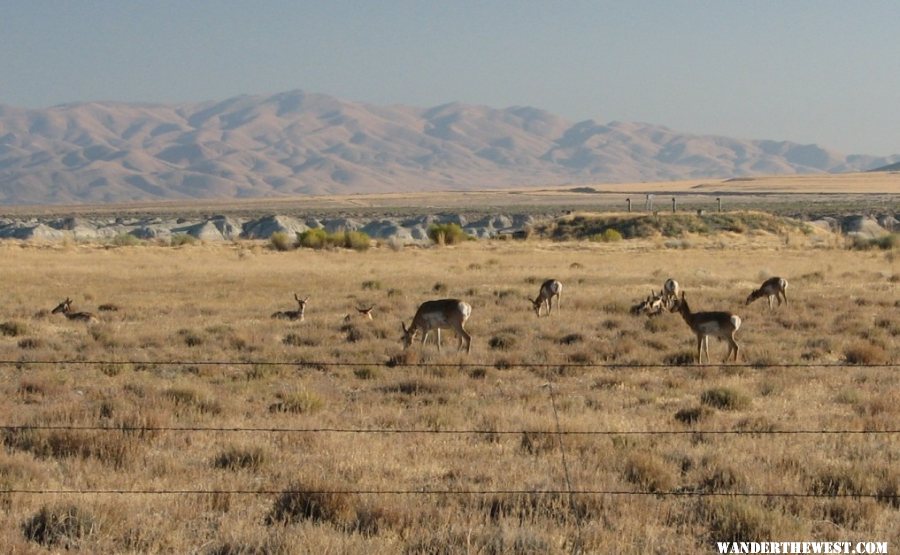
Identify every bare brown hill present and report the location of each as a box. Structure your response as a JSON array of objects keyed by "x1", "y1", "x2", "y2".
[{"x1": 1, "y1": 90, "x2": 898, "y2": 205}]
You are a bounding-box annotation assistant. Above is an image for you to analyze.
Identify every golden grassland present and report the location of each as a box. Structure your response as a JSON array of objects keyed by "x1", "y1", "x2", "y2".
[{"x1": 0, "y1": 231, "x2": 897, "y2": 553}]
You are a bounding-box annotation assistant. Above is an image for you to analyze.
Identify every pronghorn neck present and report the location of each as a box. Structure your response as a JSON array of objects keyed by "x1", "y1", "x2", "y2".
[{"x1": 677, "y1": 297, "x2": 696, "y2": 324}]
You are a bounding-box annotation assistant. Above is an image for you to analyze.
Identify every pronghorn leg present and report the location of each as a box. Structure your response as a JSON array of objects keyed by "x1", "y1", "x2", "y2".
[
  {"x1": 460, "y1": 328, "x2": 472, "y2": 354},
  {"x1": 436, "y1": 329, "x2": 442, "y2": 351},
  {"x1": 704, "y1": 336, "x2": 711, "y2": 365},
  {"x1": 696, "y1": 336, "x2": 704, "y2": 364},
  {"x1": 724, "y1": 334, "x2": 739, "y2": 362}
]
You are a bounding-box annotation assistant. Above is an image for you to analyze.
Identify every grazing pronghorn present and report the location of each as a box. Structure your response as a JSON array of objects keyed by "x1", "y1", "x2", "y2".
[
  {"x1": 673, "y1": 292, "x2": 741, "y2": 364},
  {"x1": 662, "y1": 278, "x2": 680, "y2": 309},
  {"x1": 401, "y1": 299, "x2": 472, "y2": 354},
  {"x1": 51, "y1": 298, "x2": 99, "y2": 323},
  {"x1": 531, "y1": 279, "x2": 562, "y2": 317},
  {"x1": 746, "y1": 277, "x2": 788, "y2": 310},
  {"x1": 631, "y1": 290, "x2": 666, "y2": 317},
  {"x1": 343, "y1": 306, "x2": 375, "y2": 323},
  {"x1": 271, "y1": 294, "x2": 309, "y2": 321}
]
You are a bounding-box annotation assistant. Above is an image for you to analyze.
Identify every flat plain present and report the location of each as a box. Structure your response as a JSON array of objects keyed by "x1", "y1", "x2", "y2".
[{"x1": 0, "y1": 176, "x2": 897, "y2": 553}]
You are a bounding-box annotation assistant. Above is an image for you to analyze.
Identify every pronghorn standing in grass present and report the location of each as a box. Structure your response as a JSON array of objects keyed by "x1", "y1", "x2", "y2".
[
  {"x1": 271, "y1": 294, "x2": 309, "y2": 321},
  {"x1": 401, "y1": 299, "x2": 472, "y2": 353},
  {"x1": 51, "y1": 298, "x2": 99, "y2": 323},
  {"x1": 746, "y1": 277, "x2": 788, "y2": 310},
  {"x1": 531, "y1": 279, "x2": 562, "y2": 317},
  {"x1": 343, "y1": 305, "x2": 375, "y2": 323},
  {"x1": 662, "y1": 278, "x2": 680, "y2": 309},
  {"x1": 673, "y1": 292, "x2": 741, "y2": 363}
]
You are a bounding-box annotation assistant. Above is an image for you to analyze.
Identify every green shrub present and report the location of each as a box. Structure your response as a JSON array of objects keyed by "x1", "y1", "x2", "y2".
[
  {"x1": 590, "y1": 228, "x2": 623, "y2": 242},
  {"x1": 269, "y1": 231, "x2": 295, "y2": 251},
  {"x1": 297, "y1": 229, "x2": 370, "y2": 251},
  {"x1": 428, "y1": 223, "x2": 469, "y2": 245},
  {"x1": 111, "y1": 233, "x2": 141, "y2": 247},
  {"x1": 297, "y1": 228, "x2": 325, "y2": 249},
  {"x1": 343, "y1": 230, "x2": 371, "y2": 251}
]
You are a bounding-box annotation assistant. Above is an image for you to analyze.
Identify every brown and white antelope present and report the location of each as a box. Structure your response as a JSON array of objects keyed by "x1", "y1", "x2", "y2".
[
  {"x1": 531, "y1": 279, "x2": 562, "y2": 317},
  {"x1": 673, "y1": 292, "x2": 741, "y2": 364},
  {"x1": 51, "y1": 298, "x2": 99, "y2": 323},
  {"x1": 401, "y1": 299, "x2": 472, "y2": 354},
  {"x1": 271, "y1": 294, "x2": 309, "y2": 321},
  {"x1": 746, "y1": 277, "x2": 788, "y2": 310},
  {"x1": 631, "y1": 290, "x2": 666, "y2": 317},
  {"x1": 343, "y1": 305, "x2": 375, "y2": 322}
]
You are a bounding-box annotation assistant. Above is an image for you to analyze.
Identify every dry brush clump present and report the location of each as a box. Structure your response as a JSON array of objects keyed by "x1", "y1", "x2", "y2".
[{"x1": 0, "y1": 238, "x2": 896, "y2": 551}]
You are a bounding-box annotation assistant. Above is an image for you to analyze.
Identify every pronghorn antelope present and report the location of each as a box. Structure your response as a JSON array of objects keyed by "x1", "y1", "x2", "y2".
[
  {"x1": 673, "y1": 292, "x2": 741, "y2": 363},
  {"x1": 51, "y1": 298, "x2": 99, "y2": 323},
  {"x1": 662, "y1": 278, "x2": 680, "y2": 308},
  {"x1": 271, "y1": 294, "x2": 309, "y2": 321},
  {"x1": 401, "y1": 299, "x2": 472, "y2": 354},
  {"x1": 746, "y1": 277, "x2": 788, "y2": 309},
  {"x1": 343, "y1": 305, "x2": 375, "y2": 322},
  {"x1": 531, "y1": 279, "x2": 562, "y2": 317},
  {"x1": 631, "y1": 290, "x2": 666, "y2": 317}
]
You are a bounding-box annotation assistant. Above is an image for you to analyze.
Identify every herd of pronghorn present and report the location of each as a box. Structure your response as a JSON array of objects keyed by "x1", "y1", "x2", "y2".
[{"x1": 48, "y1": 277, "x2": 788, "y2": 364}]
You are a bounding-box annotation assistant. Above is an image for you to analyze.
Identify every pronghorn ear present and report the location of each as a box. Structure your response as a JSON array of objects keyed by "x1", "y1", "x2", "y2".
[
  {"x1": 303, "y1": 296, "x2": 310, "y2": 302},
  {"x1": 401, "y1": 322, "x2": 408, "y2": 333}
]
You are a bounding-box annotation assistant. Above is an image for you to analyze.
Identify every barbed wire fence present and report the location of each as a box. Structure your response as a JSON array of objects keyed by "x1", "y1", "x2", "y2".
[{"x1": 0, "y1": 358, "x2": 897, "y2": 502}]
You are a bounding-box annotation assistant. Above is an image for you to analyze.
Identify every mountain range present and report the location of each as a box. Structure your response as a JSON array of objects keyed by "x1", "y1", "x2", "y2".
[{"x1": 1, "y1": 90, "x2": 897, "y2": 205}]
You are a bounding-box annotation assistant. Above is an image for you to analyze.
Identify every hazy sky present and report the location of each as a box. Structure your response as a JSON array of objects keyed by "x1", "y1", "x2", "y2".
[{"x1": 2, "y1": 1, "x2": 899, "y2": 155}]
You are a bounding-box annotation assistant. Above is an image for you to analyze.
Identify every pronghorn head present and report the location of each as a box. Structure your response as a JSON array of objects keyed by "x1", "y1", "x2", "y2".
[
  {"x1": 400, "y1": 322, "x2": 416, "y2": 349},
  {"x1": 357, "y1": 306, "x2": 374, "y2": 320},
  {"x1": 51, "y1": 298, "x2": 73, "y2": 314},
  {"x1": 530, "y1": 297, "x2": 543, "y2": 316},
  {"x1": 294, "y1": 294, "x2": 309, "y2": 311},
  {"x1": 745, "y1": 289, "x2": 764, "y2": 306}
]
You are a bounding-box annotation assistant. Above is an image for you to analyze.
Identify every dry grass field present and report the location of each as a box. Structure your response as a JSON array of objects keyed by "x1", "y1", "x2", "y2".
[
  {"x1": 5, "y1": 171, "x2": 899, "y2": 219},
  {"x1": 0, "y1": 226, "x2": 897, "y2": 552}
]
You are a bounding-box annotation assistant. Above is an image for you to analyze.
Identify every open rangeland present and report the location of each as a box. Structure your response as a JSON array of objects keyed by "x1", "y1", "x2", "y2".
[{"x1": 0, "y1": 233, "x2": 896, "y2": 553}]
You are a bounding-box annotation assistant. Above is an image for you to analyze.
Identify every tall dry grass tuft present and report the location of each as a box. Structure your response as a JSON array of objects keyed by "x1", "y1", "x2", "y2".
[{"x1": 22, "y1": 504, "x2": 96, "y2": 548}]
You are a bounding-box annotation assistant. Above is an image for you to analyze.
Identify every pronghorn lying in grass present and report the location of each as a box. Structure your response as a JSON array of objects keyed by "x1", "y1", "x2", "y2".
[
  {"x1": 631, "y1": 290, "x2": 666, "y2": 317},
  {"x1": 402, "y1": 299, "x2": 472, "y2": 354},
  {"x1": 531, "y1": 279, "x2": 562, "y2": 317},
  {"x1": 271, "y1": 294, "x2": 309, "y2": 321},
  {"x1": 51, "y1": 298, "x2": 99, "y2": 323},
  {"x1": 343, "y1": 305, "x2": 375, "y2": 322},
  {"x1": 746, "y1": 277, "x2": 788, "y2": 310},
  {"x1": 673, "y1": 292, "x2": 741, "y2": 363}
]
